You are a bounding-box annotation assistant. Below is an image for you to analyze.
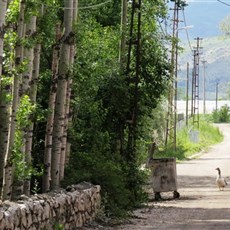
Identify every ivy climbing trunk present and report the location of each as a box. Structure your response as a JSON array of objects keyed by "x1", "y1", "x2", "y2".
[
  {"x1": 0, "y1": 0, "x2": 7, "y2": 77},
  {"x1": 51, "y1": 0, "x2": 74, "y2": 190},
  {"x1": 2, "y1": 0, "x2": 26, "y2": 200},
  {"x1": 0, "y1": 0, "x2": 9, "y2": 190},
  {"x1": 21, "y1": 15, "x2": 37, "y2": 197},
  {"x1": 23, "y1": 4, "x2": 44, "y2": 196}
]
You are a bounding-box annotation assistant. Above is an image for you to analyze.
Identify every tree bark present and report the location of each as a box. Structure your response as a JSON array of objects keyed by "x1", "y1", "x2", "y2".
[
  {"x1": 0, "y1": 0, "x2": 9, "y2": 191},
  {"x1": 21, "y1": 15, "x2": 36, "y2": 196},
  {"x1": 59, "y1": 0, "x2": 78, "y2": 182},
  {"x1": 43, "y1": 23, "x2": 61, "y2": 192},
  {"x1": 0, "y1": 0, "x2": 8, "y2": 78},
  {"x1": 51, "y1": 0, "x2": 73, "y2": 189},
  {"x1": 2, "y1": 0, "x2": 26, "y2": 200}
]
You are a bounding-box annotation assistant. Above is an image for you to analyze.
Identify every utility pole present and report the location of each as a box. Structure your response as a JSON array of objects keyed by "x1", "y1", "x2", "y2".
[
  {"x1": 191, "y1": 37, "x2": 202, "y2": 128},
  {"x1": 216, "y1": 82, "x2": 219, "y2": 110},
  {"x1": 119, "y1": 0, "x2": 128, "y2": 68},
  {"x1": 201, "y1": 60, "x2": 207, "y2": 114},
  {"x1": 165, "y1": 0, "x2": 187, "y2": 150},
  {"x1": 186, "y1": 62, "x2": 189, "y2": 126},
  {"x1": 165, "y1": 1, "x2": 179, "y2": 150},
  {"x1": 125, "y1": 0, "x2": 142, "y2": 161}
]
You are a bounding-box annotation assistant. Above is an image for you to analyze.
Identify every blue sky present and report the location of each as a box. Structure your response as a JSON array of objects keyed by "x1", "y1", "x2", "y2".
[{"x1": 180, "y1": 0, "x2": 230, "y2": 39}]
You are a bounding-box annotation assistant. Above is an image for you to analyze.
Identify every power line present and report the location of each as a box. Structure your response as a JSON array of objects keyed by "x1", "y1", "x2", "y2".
[
  {"x1": 217, "y1": 0, "x2": 230, "y2": 6},
  {"x1": 187, "y1": 0, "x2": 230, "y2": 2},
  {"x1": 41, "y1": 0, "x2": 112, "y2": 10},
  {"x1": 78, "y1": 0, "x2": 112, "y2": 9},
  {"x1": 156, "y1": 18, "x2": 168, "y2": 37},
  {"x1": 182, "y1": 9, "x2": 193, "y2": 52}
]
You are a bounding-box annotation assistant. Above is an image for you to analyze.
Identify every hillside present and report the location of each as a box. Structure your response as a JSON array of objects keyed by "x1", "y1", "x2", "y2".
[{"x1": 177, "y1": 36, "x2": 230, "y2": 100}]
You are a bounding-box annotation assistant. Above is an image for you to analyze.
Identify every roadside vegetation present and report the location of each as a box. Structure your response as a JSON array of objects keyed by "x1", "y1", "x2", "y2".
[
  {"x1": 156, "y1": 116, "x2": 223, "y2": 161},
  {"x1": 0, "y1": 0, "x2": 227, "y2": 226},
  {"x1": 63, "y1": 107, "x2": 224, "y2": 221},
  {"x1": 211, "y1": 104, "x2": 230, "y2": 123}
]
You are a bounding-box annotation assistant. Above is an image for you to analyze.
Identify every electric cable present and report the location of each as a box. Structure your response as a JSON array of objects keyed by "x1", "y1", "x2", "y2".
[
  {"x1": 78, "y1": 0, "x2": 112, "y2": 10},
  {"x1": 182, "y1": 8, "x2": 193, "y2": 52},
  {"x1": 40, "y1": 0, "x2": 112, "y2": 10},
  {"x1": 187, "y1": 0, "x2": 229, "y2": 2},
  {"x1": 217, "y1": 0, "x2": 230, "y2": 6}
]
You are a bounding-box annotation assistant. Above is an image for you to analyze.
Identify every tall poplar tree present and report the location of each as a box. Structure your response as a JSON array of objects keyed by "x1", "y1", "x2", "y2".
[
  {"x1": 0, "y1": 0, "x2": 9, "y2": 189},
  {"x1": 21, "y1": 15, "x2": 37, "y2": 196},
  {"x1": 0, "y1": 0, "x2": 7, "y2": 77},
  {"x1": 43, "y1": 23, "x2": 61, "y2": 192},
  {"x1": 59, "y1": 0, "x2": 78, "y2": 182},
  {"x1": 51, "y1": 0, "x2": 77, "y2": 189},
  {"x1": 2, "y1": 0, "x2": 26, "y2": 200}
]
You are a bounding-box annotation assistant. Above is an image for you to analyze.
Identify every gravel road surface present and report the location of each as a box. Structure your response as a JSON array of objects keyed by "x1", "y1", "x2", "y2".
[{"x1": 83, "y1": 123, "x2": 230, "y2": 230}]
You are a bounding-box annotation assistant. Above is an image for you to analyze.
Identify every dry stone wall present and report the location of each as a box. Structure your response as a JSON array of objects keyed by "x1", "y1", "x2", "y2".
[{"x1": 0, "y1": 182, "x2": 101, "y2": 230}]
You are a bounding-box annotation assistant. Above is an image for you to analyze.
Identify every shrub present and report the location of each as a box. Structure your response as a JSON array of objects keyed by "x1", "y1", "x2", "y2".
[
  {"x1": 212, "y1": 104, "x2": 230, "y2": 123},
  {"x1": 156, "y1": 117, "x2": 223, "y2": 160},
  {"x1": 63, "y1": 151, "x2": 148, "y2": 218}
]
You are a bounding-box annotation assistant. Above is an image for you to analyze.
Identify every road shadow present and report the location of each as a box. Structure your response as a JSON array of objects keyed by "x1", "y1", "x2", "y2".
[{"x1": 177, "y1": 175, "x2": 216, "y2": 188}]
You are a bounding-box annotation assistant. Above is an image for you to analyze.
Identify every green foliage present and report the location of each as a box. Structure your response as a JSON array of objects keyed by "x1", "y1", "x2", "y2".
[
  {"x1": 79, "y1": 0, "x2": 121, "y2": 27},
  {"x1": 31, "y1": 178, "x2": 40, "y2": 194},
  {"x1": 53, "y1": 223, "x2": 64, "y2": 230},
  {"x1": 3, "y1": 31, "x2": 17, "y2": 70},
  {"x1": 62, "y1": 0, "x2": 171, "y2": 218},
  {"x1": 6, "y1": 0, "x2": 20, "y2": 23},
  {"x1": 64, "y1": 152, "x2": 145, "y2": 217},
  {"x1": 219, "y1": 15, "x2": 230, "y2": 36},
  {"x1": 13, "y1": 96, "x2": 44, "y2": 180},
  {"x1": 211, "y1": 104, "x2": 230, "y2": 123},
  {"x1": 157, "y1": 117, "x2": 223, "y2": 160},
  {"x1": 171, "y1": 0, "x2": 188, "y2": 8}
]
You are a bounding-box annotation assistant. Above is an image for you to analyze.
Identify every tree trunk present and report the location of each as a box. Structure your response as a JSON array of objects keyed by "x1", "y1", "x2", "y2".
[
  {"x1": 0, "y1": 0, "x2": 8, "y2": 77},
  {"x1": 21, "y1": 15, "x2": 36, "y2": 196},
  {"x1": 0, "y1": 0, "x2": 9, "y2": 191},
  {"x1": 51, "y1": 0, "x2": 73, "y2": 190},
  {"x1": 43, "y1": 23, "x2": 61, "y2": 192},
  {"x1": 59, "y1": 0, "x2": 78, "y2": 182},
  {"x1": 2, "y1": 0, "x2": 26, "y2": 200},
  {"x1": 116, "y1": 0, "x2": 128, "y2": 156}
]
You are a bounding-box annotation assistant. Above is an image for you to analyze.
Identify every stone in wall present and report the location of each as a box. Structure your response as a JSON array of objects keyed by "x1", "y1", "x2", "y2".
[{"x1": 0, "y1": 182, "x2": 101, "y2": 230}]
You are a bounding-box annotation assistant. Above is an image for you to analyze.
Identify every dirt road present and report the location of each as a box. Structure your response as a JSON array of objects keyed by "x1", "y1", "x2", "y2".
[{"x1": 103, "y1": 123, "x2": 230, "y2": 230}]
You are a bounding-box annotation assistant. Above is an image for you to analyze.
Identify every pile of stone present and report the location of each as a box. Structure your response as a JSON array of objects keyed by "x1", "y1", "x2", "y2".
[{"x1": 0, "y1": 182, "x2": 101, "y2": 229}]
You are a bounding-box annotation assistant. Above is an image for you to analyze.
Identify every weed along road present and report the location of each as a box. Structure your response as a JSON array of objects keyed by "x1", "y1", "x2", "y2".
[{"x1": 104, "y1": 123, "x2": 230, "y2": 230}]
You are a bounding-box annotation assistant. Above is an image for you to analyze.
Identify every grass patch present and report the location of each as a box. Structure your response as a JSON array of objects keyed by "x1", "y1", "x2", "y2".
[{"x1": 156, "y1": 116, "x2": 224, "y2": 160}]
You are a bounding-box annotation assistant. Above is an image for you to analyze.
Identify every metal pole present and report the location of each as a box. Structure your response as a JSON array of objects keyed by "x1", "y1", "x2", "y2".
[
  {"x1": 173, "y1": 3, "x2": 179, "y2": 151},
  {"x1": 186, "y1": 62, "x2": 189, "y2": 126},
  {"x1": 165, "y1": 1, "x2": 178, "y2": 149},
  {"x1": 202, "y1": 60, "x2": 207, "y2": 114},
  {"x1": 216, "y1": 82, "x2": 218, "y2": 110}
]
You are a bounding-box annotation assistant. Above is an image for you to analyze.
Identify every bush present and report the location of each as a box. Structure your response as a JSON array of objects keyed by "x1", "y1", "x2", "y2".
[
  {"x1": 156, "y1": 117, "x2": 223, "y2": 160},
  {"x1": 63, "y1": 151, "x2": 148, "y2": 218},
  {"x1": 212, "y1": 104, "x2": 230, "y2": 123}
]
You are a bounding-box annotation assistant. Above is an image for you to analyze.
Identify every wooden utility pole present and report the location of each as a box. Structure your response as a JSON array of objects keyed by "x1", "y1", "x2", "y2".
[
  {"x1": 119, "y1": 0, "x2": 128, "y2": 68},
  {"x1": 165, "y1": 1, "x2": 180, "y2": 150},
  {"x1": 201, "y1": 60, "x2": 207, "y2": 114},
  {"x1": 126, "y1": 0, "x2": 142, "y2": 161},
  {"x1": 186, "y1": 62, "x2": 189, "y2": 126}
]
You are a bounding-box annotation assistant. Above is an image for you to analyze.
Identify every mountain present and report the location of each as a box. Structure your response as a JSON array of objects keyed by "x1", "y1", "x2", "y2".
[{"x1": 177, "y1": 36, "x2": 230, "y2": 100}]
